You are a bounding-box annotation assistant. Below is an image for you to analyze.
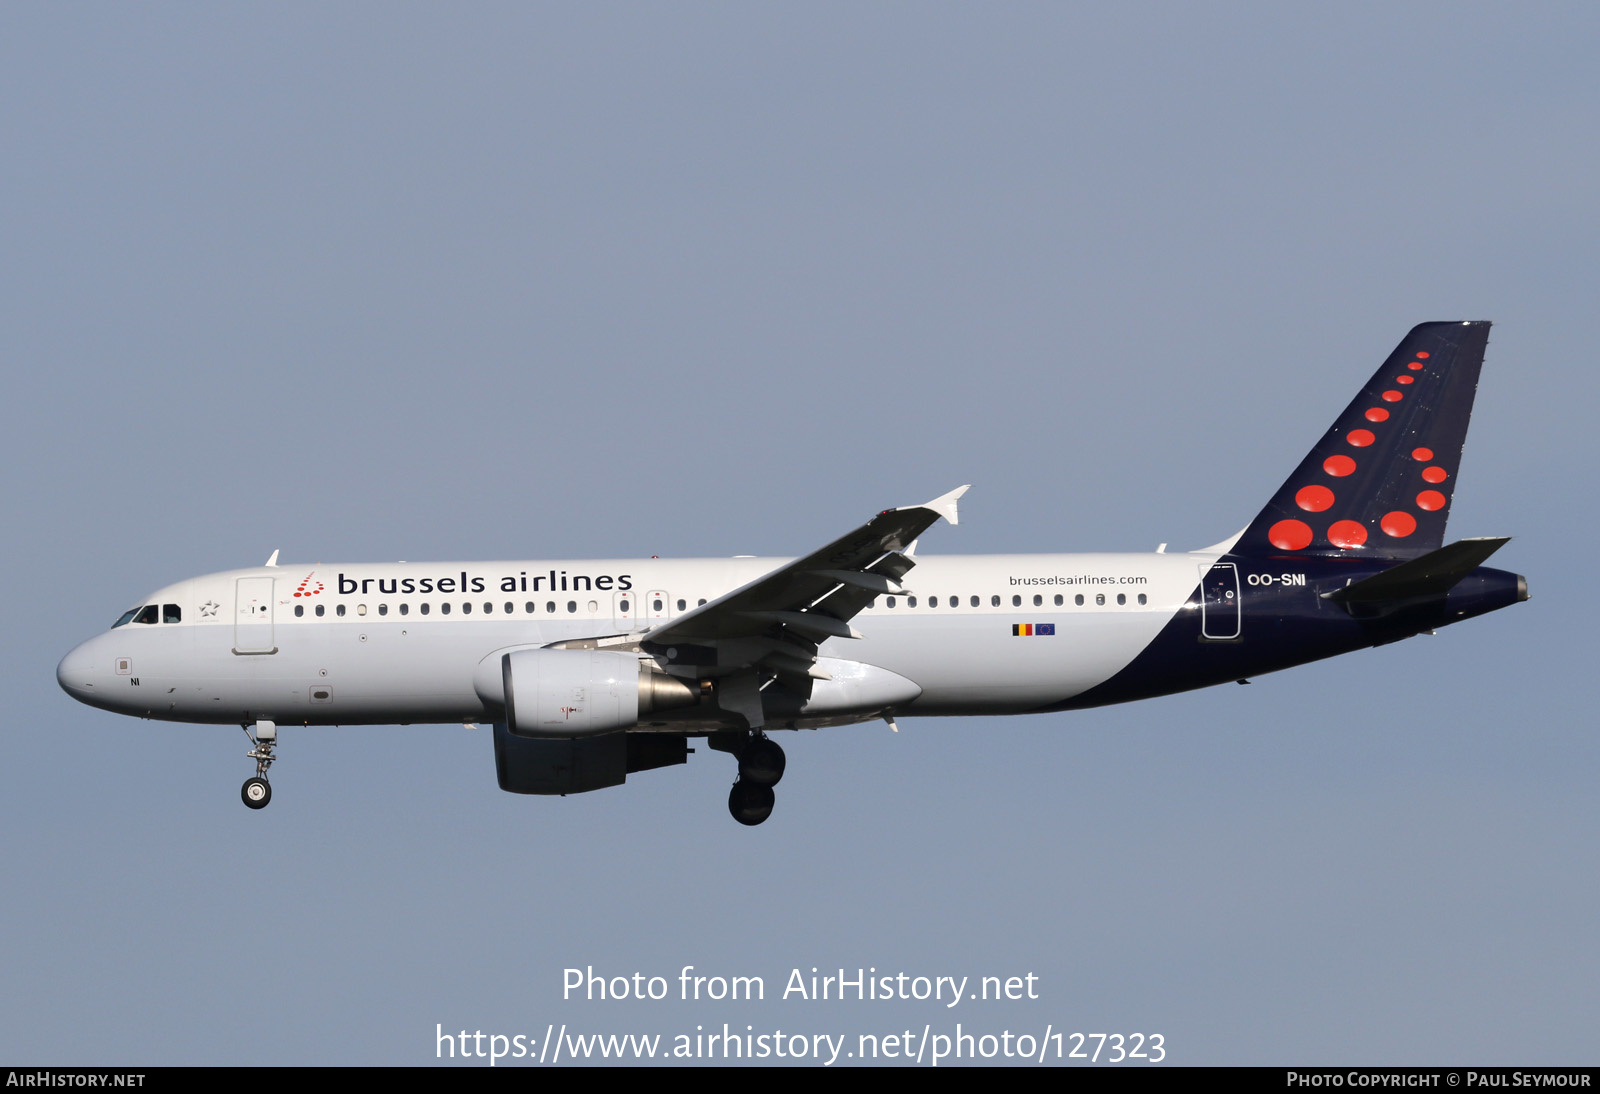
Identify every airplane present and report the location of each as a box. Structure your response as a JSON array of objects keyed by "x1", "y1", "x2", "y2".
[{"x1": 57, "y1": 321, "x2": 1527, "y2": 825}]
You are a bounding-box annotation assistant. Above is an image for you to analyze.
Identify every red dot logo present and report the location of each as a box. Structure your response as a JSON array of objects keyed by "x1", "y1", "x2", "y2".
[
  {"x1": 1417, "y1": 490, "x2": 1447, "y2": 511},
  {"x1": 1268, "y1": 519, "x2": 1313, "y2": 551},
  {"x1": 1323, "y1": 454, "x2": 1357, "y2": 476},
  {"x1": 1381, "y1": 511, "x2": 1417, "y2": 538},
  {"x1": 1412, "y1": 447, "x2": 1434, "y2": 461},
  {"x1": 1381, "y1": 390, "x2": 1403, "y2": 402},
  {"x1": 1295, "y1": 485, "x2": 1335, "y2": 512},
  {"x1": 1348, "y1": 429, "x2": 1376, "y2": 447},
  {"x1": 1396, "y1": 375, "x2": 1414, "y2": 385},
  {"x1": 1327, "y1": 520, "x2": 1368, "y2": 549},
  {"x1": 1365, "y1": 407, "x2": 1390, "y2": 422},
  {"x1": 1421, "y1": 466, "x2": 1448, "y2": 483},
  {"x1": 1407, "y1": 361, "x2": 1424, "y2": 370},
  {"x1": 1415, "y1": 352, "x2": 1430, "y2": 359}
]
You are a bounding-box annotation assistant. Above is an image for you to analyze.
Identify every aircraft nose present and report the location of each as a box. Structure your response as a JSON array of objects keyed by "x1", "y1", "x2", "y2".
[{"x1": 57, "y1": 640, "x2": 99, "y2": 699}]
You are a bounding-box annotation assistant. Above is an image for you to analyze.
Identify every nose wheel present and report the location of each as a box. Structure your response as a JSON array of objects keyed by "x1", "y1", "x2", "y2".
[
  {"x1": 239, "y1": 720, "x2": 277, "y2": 810},
  {"x1": 242, "y1": 776, "x2": 272, "y2": 809}
]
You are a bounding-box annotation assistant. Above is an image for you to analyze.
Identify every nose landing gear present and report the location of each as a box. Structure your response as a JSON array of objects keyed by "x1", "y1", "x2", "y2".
[
  {"x1": 240, "y1": 720, "x2": 277, "y2": 810},
  {"x1": 726, "y1": 733, "x2": 786, "y2": 826}
]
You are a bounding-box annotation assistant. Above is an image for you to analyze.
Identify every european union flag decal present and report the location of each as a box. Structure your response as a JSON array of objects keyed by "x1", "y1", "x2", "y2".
[{"x1": 1036, "y1": 623, "x2": 1055, "y2": 635}]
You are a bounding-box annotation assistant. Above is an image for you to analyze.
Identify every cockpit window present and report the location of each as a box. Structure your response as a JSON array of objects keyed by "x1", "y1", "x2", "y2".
[
  {"x1": 133, "y1": 605, "x2": 159, "y2": 625},
  {"x1": 112, "y1": 607, "x2": 141, "y2": 629},
  {"x1": 163, "y1": 604, "x2": 181, "y2": 624}
]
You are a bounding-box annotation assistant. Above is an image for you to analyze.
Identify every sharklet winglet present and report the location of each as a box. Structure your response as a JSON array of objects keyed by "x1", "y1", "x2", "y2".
[{"x1": 905, "y1": 484, "x2": 970, "y2": 527}]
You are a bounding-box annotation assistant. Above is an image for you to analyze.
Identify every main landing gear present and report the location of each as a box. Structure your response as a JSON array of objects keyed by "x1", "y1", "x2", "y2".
[
  {"x1": 240, "y1": 720, "x2": 276, "y2": 810},
  {"x1": 727, "y1": 733, "x2": 786, "y2": 827}
]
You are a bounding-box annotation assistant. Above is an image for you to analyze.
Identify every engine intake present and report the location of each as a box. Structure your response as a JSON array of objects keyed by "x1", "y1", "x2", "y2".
[{"x1": 493, "y1": 648, "x2": 696, "y2": 738}]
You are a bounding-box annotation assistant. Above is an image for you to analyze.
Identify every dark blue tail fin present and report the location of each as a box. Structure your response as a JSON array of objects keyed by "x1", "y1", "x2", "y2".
[{"x1": 1234, "y1": 321, "x2": 1490, "y2": 559}]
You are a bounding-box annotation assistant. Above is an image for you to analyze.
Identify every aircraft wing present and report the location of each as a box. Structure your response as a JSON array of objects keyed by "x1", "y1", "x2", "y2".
[{"x1": 636, "y1": 486, "x2": 968, "y2": 704}]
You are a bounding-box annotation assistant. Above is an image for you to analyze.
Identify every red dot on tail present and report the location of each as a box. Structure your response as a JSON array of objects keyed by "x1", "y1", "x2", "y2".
[
  {"x1": 1365, "y1": 407, "x2": 1390, "y2": 422},
  {"x1": 1412, "y1": 447, "x2": 1434, "y2": 461},
  {"x1": 1417, "y1": 490, "x2": 1447, "y2": 511},
  {"x1": 1381, "y1": 511, "x2": 1417, "y2": 538},
  {"x1": 1422, "y1": 466, "x2": 1448, "y2": 483},
  {"x1": 1396, "y1": 375, "x2": 1414, "y2": 384},
  {"x1": 1327, "y1": 520, "x2": 1368, "y2": 548},
  {"x1": 1324, "y1": 455, "x2": 1357, "y2": 477},
  {"x1": 1408, "y1": 361, "x2": 1424, "y2": 370},
  {"x1": 1268, "y1": 519, "x2": 1313, "y2": 551},
  {"x1": 1382, "y1": 390, "x2": 1403, "y2": 402},
  {"x1": 1416, "y1": 352, "x2": 1430, "y2": 359},
  {"x1": 1296, "y1": 485, "x2": 1335, "y2": 512},
  {"x1": 1347, "y1": 429, "x2": 1375, "y2": 447}
]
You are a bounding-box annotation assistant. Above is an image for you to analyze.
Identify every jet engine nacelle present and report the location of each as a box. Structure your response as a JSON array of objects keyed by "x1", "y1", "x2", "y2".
[{"x1": 477, "y1": 647, "x2": 697, "y2": 738}]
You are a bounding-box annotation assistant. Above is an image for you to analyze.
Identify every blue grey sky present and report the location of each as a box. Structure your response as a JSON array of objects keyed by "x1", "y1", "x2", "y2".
[{"x1": 3, "y1": 4, "x2": 1594, "y2": 1065}]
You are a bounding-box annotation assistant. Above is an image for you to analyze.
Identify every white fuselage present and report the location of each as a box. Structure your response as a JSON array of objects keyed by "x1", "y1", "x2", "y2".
[{"x1": 57, "y1": 550, "x2": 1222, "y2": 729}]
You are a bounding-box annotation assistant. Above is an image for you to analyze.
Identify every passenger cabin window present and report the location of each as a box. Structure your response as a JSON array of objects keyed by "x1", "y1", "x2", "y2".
[
  {"x1": 566, "y1": 601, "x2": 576, "y2": 613},
  {"x1": 677, "y1": 599, "x2": 686, "y2": 611},
  {"x1": 294, "y1": 605, "x2": 304, "y2": 617},
  {"x1": 315, "y1": 604, "x2": 325, "y2": 617},
  {"x1": 1095, "y1": 593, "x2": 1105, "y2": 606},
  {"x1": 420, "y1": 603, "x2": 430, "y2": 615},
  {"x1": 1054, "y1": 594, "x2": 1063, "y2": 606},
  {"x1": 378, "y1": 604, "x2": 388, "y2": 616},
  {"x1": 525, "y1": 602, "x2": 534, "y2": 614},
  {"x1": 970, "y1": 596, "x2": 979, "y2": 607},
  {"x1": 461, "y1": 602, "x2": 471, "y2": 614},
  {"x1": 546, "y1": 601, "x2": 556, "y2": 613},
  {"x1": 991, "y1": 595, "x2": 1000, "y2": 607},
  {"x1": 163, "y1": 604, "x2": 181, "y2": 623},
  {"x1": 440, "y1": 603, "x2": 451, "y2": 615},
  {"x1": 400, "y1": 604, "x2": 409, "y2": 616},
  {"x1": 1011, "y1": 595, "x2": 1021, "y2": 607},
  {"x1": 336, "y1": 604, "x2": 346, "y2": 617},
  {"x1": 1137, "y1": 593, "x2": 1147, "y2": 605},
  {"x1": 1075, "y1": 594, "x2": 1084, "y2": 606},
  {"x1": 1117, "y1": 593, "x2": 1126, "y2": 605},
  {"x1": 1033, "y1": 595, "x2": 1042, "y2": 607}
]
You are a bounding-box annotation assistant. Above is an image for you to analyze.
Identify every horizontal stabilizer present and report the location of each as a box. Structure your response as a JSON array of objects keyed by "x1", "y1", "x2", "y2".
[{"x1": 1323, "y1": 537, "x2": 1510, "y2": 605}]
